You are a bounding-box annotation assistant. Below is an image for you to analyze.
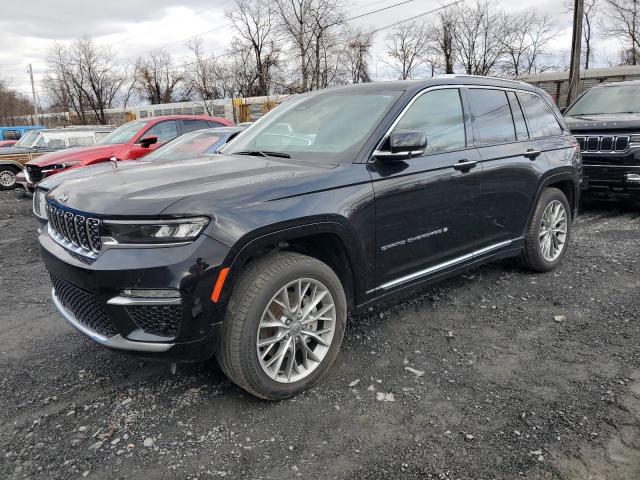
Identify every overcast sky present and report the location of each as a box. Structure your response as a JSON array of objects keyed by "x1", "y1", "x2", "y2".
[{"x1": 0, "y1": 0, "x2": 622, "y2": 105}]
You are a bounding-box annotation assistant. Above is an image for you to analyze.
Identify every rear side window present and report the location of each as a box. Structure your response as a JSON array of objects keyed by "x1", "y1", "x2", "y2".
[
  {"x1": 182, "y1": 120, "x2": 211, "y2": 134},
  {"x1": 393, "y1": 88, "x2": 466, "y2": 155},
  {"x1": 142, "y1": 121, "x2": 178, "y2": 143},
  {"x1": 3, "y1": 130, "x2": 20, "y2": 140},
  {"x1": 507, "y1": 92, "x2": 529, "y2": 140},
  {"x1": 517, "y1": 92, "x2": 562, "y2": 138},
  {"x1": 468, "y1": 89, "x2": 516, "y2": 145}
]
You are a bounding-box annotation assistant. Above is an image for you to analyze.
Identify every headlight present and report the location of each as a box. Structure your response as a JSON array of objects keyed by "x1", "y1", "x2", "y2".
[
  {"x1": 630, "y1": 134, "x2": 640, "y2": 143},
  {"x1": 103, "y1": 217, "x2": 209, "y2": 244}
]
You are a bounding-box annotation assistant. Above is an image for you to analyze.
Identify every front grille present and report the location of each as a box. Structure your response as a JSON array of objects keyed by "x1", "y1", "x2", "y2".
[
  {"x1": 49, "y1": 271, "x2": 117, "y2": 337},
  {"x1": 576, "y1": 135, "x2": 629, "y2": 153},
  {"x1": 33, "y1": 188, "x2": 48, "y2": 219},
  {"x1": 126, "y1": 305, "x2": 182, "y2": 337},
  {"x1": 46, "y1": 203, "x2": 101, "y2": 255}
]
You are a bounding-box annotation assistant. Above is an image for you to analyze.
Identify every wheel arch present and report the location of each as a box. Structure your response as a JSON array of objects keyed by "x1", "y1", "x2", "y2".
[
  {"x1": 223, "y1": 221, "x2": 364, "y2": 311},
  {"x1": 525, "y1": 171, "x2": 579, "y2": 233}
]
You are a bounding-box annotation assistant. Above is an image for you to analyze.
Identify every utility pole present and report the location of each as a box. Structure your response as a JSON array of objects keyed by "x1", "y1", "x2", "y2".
[
  {"x1": 567, "y1": 0, "x2": 584, "y2": 107},
  {"x1": 28, "y1": 63, "x2": 39, "y2": 123}
]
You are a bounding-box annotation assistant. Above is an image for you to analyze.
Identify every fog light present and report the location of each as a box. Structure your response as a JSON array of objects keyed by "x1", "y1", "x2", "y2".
[
  {"x1": 121, "y1": 289, "x2": 181, "y2": 298},
  {"x1": 626, "y1": 174, "x2": 640, "y2": 183}
]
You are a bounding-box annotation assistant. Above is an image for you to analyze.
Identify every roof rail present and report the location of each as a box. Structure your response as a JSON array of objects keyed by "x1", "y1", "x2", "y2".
[{"x1": 436, "y1": 73, "x2": 528, "y2": 86}]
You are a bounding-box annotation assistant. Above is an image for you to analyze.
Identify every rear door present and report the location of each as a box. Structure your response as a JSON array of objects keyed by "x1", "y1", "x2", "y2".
[
  {"x1": 370, "y1": 88, "x2": 484, "y2": 292},
  {"x1": 467, "y1": 87, "x2": 549, "y2": 247}
]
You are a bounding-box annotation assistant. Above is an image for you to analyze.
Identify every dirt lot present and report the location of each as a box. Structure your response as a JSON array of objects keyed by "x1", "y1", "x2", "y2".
[{"x1": 0, "y1": 190, "x2": 639, "y2": 480}]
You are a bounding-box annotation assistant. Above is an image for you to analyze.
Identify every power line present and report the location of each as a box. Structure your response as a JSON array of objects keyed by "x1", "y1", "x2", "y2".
[{"x1": 372, "y1": 0, "x2": 465, "y2": 32}]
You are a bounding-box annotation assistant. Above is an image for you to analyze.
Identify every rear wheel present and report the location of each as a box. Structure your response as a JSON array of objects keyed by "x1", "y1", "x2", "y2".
[
  {"x1": 0, "y1": 165, "x2": 19, "y2": 190},
  {"x1": 216, "y1": 252, "x2": 347, "y2": 400},
  {"x1": 520, "y1": 187, "x2": 571, "y2": 272}
]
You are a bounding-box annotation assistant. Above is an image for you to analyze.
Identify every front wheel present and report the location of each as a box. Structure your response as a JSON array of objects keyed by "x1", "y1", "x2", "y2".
[
  {"x1": 520, "y1": 187, "x2": 571, "y2": 272},
  {"x1": 0, "y1": 165, "x2": 19, "y2": 190},
  {"x1": 216, "y1": 252, "x2": 347, "y2": 400}
]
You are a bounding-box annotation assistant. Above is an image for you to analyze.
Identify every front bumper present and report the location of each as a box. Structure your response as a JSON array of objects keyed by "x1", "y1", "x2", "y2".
[
  {"x1": 40, "y1": 230, "x2": 231, "y2": 362},
  {"x1": 582, "y1": 163, "x2": 640, "y2": 199}
]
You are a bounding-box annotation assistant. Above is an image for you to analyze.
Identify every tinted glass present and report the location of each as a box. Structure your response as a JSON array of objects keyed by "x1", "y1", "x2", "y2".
[
  {"x1": 3, "y1": 130, "x2": 20, "y2": 140},
  {"x1": 507, "y1": 91, "x2": 528, "y2": 140},
  {"x1": 224, "y1": 91, "x2": 402, "y2": 162},
  {"x1": 518, "y1": 92, "x2": 562, "y2": 138},
  {"x1": 144, "y1": 130, "x2": 223, "y2": 162},
  {"x1": 565, "y1": 84, "x2": 640, "y2": 115},
  {"x1": 393, "y1": 89, "x2": 466, "y2": 155},
  {"x1": 182, "y1": 120, "x2": 211, "y2": 134},
  {"x1": 468, "y1": 89, "x2": 516, "y2": 145},
  {"x1": 98, "y1": 119, "x2": 148, "y2": 145},
  {"x1": 143, "y1": 121, "x2": 178, "y2": 143}
]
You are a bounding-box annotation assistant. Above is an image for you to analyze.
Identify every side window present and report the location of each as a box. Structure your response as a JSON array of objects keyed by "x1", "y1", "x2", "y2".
[
  {"x1": 3, "y1": 130, "x2": 20, "y2": 140},
  {"x1": 392, "y1": 89, "x2": 466, "y2": 155},
  {"x1": 68, "y1": 135, "x2": 95, "y2": 147},
  {"x1": 142, "y1": 121, "x2": 178, "y2": 143},
  {"x1": 182, "y1": 120, "x2": 212, "y2": 134},
  {"x1": 517, "y1": 92, "x2": 562, "y2": 138},
  {"x1": 507, "y1": 91, "x2": 529, "y2": 140},
  {"x1": 468, "y1": 89, "x2": 516, "y2": 145}
]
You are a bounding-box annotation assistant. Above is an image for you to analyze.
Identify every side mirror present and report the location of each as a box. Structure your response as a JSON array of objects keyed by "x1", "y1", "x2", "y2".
[
  {"x1": 140, "y1": 135, "x2": 158, "y2": 148},
  {"x1": 373, "y1": 130, "x2": 427, "y2": 162}
]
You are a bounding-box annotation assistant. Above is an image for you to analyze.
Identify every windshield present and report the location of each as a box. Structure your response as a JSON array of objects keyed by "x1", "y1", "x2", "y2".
[
  {"x1": 223, "y1": 90, "x2": 402, "y2": 162},
  {"x1": 97, "y1": 119, "x2": 147, "y2": 145},
  {"x1": 15, "y1": 130, "x2": 39, "y2": 147},
  {"x1": 566, "y1": 84, "x2": 640, "y2": 116},
  {"x1": 144, "y1": 130, "x2": 224, "y2": 162}
]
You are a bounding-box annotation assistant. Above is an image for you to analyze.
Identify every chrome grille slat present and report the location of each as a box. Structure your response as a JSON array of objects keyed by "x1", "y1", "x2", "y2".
[
  {"x1": 45, "y1": 203, "x2": 101, "y2": 258},
  {"x1": 575, "y1": 135, "x2": 630, "y2": 153}
]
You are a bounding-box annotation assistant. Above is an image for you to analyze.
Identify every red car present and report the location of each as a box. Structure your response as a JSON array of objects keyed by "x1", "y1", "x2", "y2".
[
  {"x1": 20, "y1": 115, "x2": 233, "y2": 192},
  {"x1": 0, "y1": 140, "x2": 17, "y2": 148}
]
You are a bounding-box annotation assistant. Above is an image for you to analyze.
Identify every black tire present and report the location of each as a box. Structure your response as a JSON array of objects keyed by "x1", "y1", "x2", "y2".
[
  {"x1": 519, "y1": 187, "x2": 571, "y2": 273},
  {"x1": 0, "y1": 165, "x2": 19, "y2": 191},
  {"x1": 216, "y1": 252, "x2": 347, "y2": 400}
]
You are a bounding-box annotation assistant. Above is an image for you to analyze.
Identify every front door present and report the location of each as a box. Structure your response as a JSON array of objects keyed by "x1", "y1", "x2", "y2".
[{"x1": 370, "y1": 88, "x2": 483, "y2": 293}]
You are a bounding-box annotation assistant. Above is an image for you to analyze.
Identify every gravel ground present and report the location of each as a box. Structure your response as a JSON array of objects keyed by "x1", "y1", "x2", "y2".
[{"x1": 0, "y1": 190, "x2": 639, "y2": 480}]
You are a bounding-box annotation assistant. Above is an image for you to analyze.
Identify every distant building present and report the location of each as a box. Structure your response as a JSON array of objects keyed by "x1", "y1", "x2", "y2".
[{"x1": 517, "y1": 66, "x2": 640, "y2": 107}]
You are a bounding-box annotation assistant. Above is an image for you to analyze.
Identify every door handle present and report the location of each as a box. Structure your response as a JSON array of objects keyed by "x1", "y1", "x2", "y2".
[
  {"x1": 452, "y1": 160, "x2": 478, "y2": 171},
  {"x1": 523, "y1": 149, "x2": 541, "y2": 160}
]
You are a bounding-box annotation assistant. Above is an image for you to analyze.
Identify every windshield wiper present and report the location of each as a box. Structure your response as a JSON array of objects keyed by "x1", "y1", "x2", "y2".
[{"x1": 234, "y1": 150, "x2": 291, "y2": 159}]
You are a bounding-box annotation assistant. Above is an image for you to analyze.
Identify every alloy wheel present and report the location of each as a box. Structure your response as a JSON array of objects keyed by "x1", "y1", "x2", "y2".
[
  {"x1": 0, "y1": 170, "x2": 16, "y2": 188},
  {"x1": 256, "y1": 278, "x2": 336, "y2": 383},
  {"x1": 539, "y1": 200, "x2": 568, "y2": 262}
]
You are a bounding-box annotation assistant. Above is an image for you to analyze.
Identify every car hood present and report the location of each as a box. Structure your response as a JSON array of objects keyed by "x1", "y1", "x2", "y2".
[
  {"x1": 27, "y1": 144, "x2": 122, "y2": 167},
  {"x1": 48, "y1": 154, "x2": 336, "y2": 216},
  {"x1": 38, "y1": 159, "x2": 147, "y2": 191},
  {"x1": 564, "y1": 113, "x2": 640, "y2": 133}
]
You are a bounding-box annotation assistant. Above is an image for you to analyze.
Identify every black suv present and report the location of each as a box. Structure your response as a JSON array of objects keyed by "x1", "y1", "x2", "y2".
[
  {"x1": 564, "y1": 80, "x2": 640, "y2": 204},
  {"x1": 40, "y1": 77, "x2": 581, "y2": 400}
]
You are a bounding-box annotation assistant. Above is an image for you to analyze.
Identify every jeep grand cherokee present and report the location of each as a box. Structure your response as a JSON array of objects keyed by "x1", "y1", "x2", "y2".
[
  {"x1": 39, "y1": 77, "x2": 581, "y2": 400},
  {"x1": 564, "y1": 80, "x2": 640, "y2": 204}
]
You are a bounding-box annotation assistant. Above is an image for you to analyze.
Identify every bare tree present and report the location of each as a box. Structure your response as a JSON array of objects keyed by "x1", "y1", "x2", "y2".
[
  {"x1": 0, "y1": 81, "x2": 33, "y2": 124},
  {"x1": 343, "y1": 27, "x2": 374, "y2": 83},
  {"x1": 43, "y1": 37, "x2": 129, "y2": 124},
  {"x1": 226, "y1": 0, "x2": 279, "y2": 96},
  {"x1": 385, "y1": 21, "x2": 431, "y2": 80},
  {"x1": 307, "y1": 0, "x2": 345, "y2": 89},
  {"x1": 275, "y1": 0, "x2": 314, "y2": 91},
  {"x1": 451, "y1": 0, "x2": 507, "y2": 76},
  {"x1": 602, "y1": 0, "x2": 640, "y2": 65},
  {"x1": 430, "y1": 8, "x2": 457, "y2": 74},
  {"x1": 134, "y1": 50, "x2": 186, "y2": 104},
  {"x1": 185, "y1": 38, "x2": 224, "y2": 113},
  {"x1": 500, "y1": 10, "x2": 557, "y2": 76}
]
